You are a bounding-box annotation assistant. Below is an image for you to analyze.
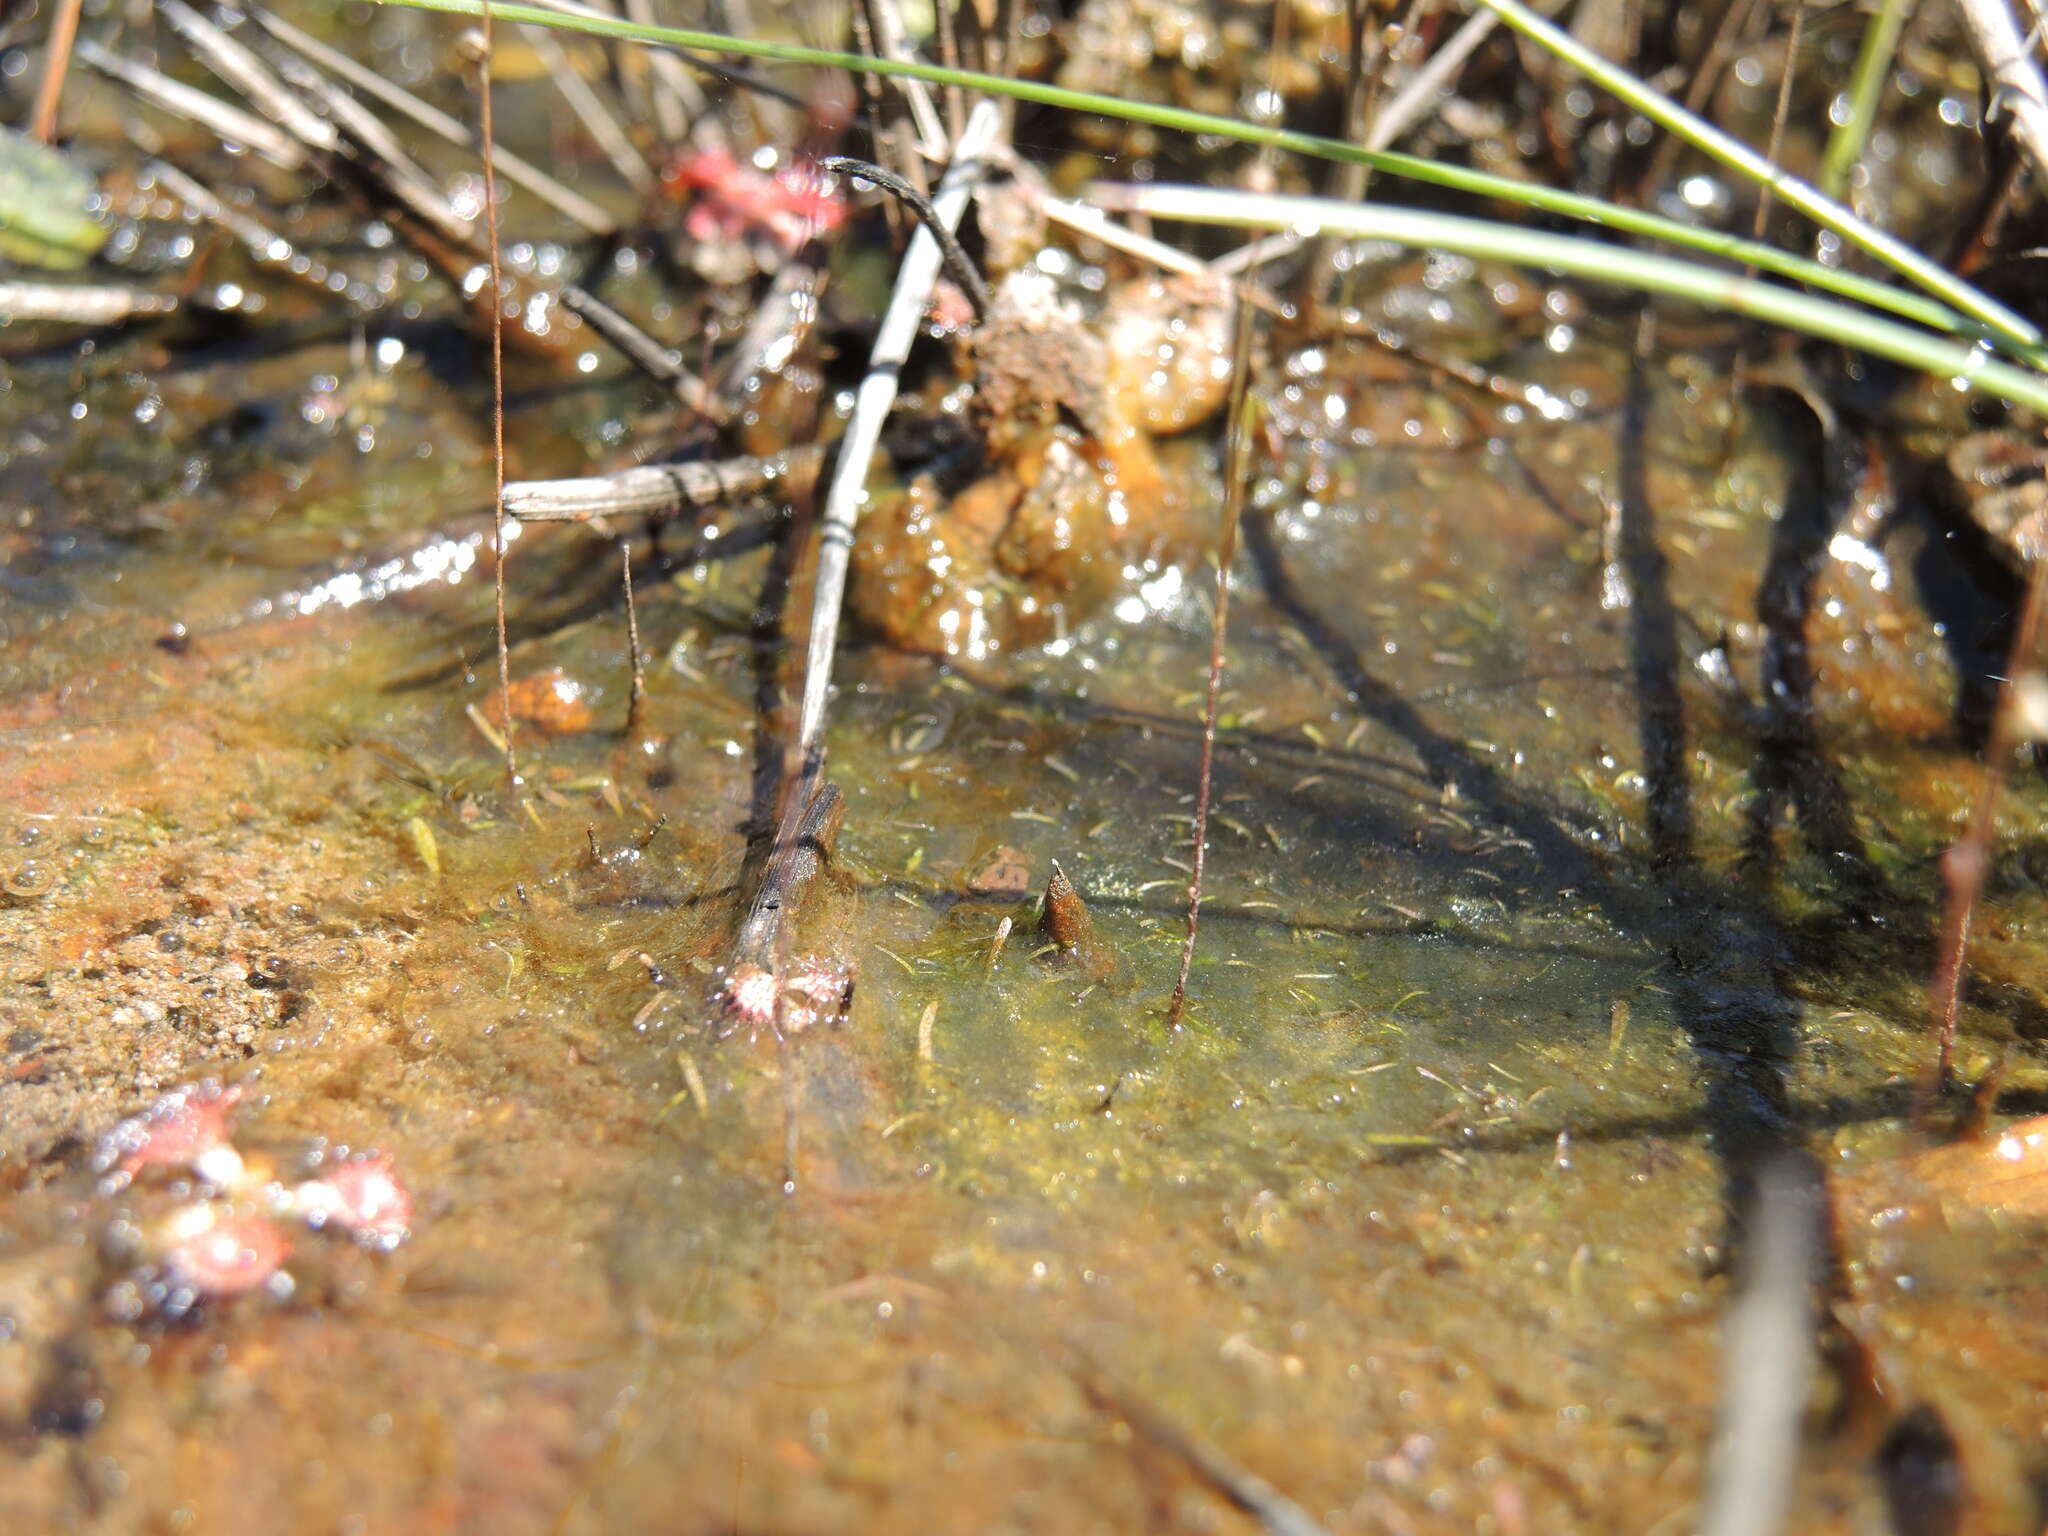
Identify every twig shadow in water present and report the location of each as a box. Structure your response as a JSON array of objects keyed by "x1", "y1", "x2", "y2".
[
  {"x1": 1740, "y1": 391, "x2": 1883, "y2": 908},
  {"x1": 1242, "y1": 347, "x2": 1808, "y2": 1203},
  {"x1": 1613, "y1": 340, "x2": 1804, "y2": 1195}
]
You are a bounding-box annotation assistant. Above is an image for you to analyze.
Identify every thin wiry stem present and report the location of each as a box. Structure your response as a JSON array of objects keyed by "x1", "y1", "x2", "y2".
[
  {"x1": 479, "y1": 2, "x2": 519, "y2": 787},
  {"x1": 1754, "y1": 1, "x2": 1804, "y2": 248},
  {"x1": 1928, "y1": 554, "x2": 2048, "y2": 1097},
  {"x1": 1165, "y1": 293, "x2": 1257, "y2": 1031}
]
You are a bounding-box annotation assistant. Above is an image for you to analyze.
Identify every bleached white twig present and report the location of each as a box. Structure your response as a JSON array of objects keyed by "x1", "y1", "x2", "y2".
[
  {"x1": 1042, "y1": 195, "x2": 1213, "y2": 278},
  {"x1": 76, "y1": 39, "x2": 305, "y2": 170},
  {"x1": 1958, "y1": 0, "x2": 2048, "y2": 189},
  {"x1": 1697, "y1": 1158, "x2": 1819, "y2": 1536},
  {"x1": 521, "y1": 22, "x2": 656, "y2": 193},
  {"x1": 1369, "y1": 9, "x2": 1501, "y2": 155},
  {"x1": 159, "y1": 0, "x2": 339, "y2": 156},
  {"x1": 0, "y1": 282, "x2": 180, "y2": 324},
  {"x1": 862, "y1": 0, "x2": 950, "y2": 162},
  {"x1": 794, "y1": 98, "x2": 1001, "y2": 761},
  {"x1": 506, "y1": 446, "x2": 822, "y2": 521}
]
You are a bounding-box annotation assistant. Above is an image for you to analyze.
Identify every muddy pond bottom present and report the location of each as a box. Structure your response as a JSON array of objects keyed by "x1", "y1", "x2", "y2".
[{"x1": 6, "y1": 304, "x2": 2048, "y2": 1534}]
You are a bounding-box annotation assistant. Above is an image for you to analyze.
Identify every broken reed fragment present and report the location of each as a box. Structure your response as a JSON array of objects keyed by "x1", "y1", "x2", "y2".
[
  {"x1": 505, "y1": 445, "x2": 826, "y2": 522},
  {"x1": 0, "y1": 282, "x2": 181, "y2": 324}
]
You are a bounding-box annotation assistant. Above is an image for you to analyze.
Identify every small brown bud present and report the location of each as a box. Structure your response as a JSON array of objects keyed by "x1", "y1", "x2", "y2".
[{"x1": 1039, "y1": 862, "x2": 1120, "y2": 984}]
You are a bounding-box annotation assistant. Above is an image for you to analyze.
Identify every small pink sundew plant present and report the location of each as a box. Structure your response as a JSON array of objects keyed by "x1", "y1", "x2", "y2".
[
  {"x1": 660, "y1": 146, "x2": 847, "y2": 257},
  {"x1": 93, "y1": 1080, "x2": 416, "y2": 1313},
  {"x1": 287, "y1": 1154, "x2": 414, "y2": 1250},
  {"x1": 96, "y1": 1081, "x2": 248, "y2": 1190},
  {"x1": 158, "y1": 1203, "x2": 293, "y2": 1301},
  {"x1": 718, "y1": 956, "x2": 854, "y2": 1036}
]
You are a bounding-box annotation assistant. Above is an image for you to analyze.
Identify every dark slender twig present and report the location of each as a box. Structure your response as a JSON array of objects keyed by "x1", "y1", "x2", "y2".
[
  {"x1": 817, "y1": 155, "x2": 993, "y2": 320},
  {"x1": 1165, "y1": 4, "x2": 1285, "y2": 1031},
  {"x1": 477, "y1": 2, "x2": 519, "y2": 789}
]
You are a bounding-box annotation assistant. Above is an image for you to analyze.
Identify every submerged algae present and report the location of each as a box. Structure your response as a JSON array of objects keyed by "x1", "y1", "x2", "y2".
[{"x1": 6, "y1": 237, "x2": 2048, "y2": 1536}]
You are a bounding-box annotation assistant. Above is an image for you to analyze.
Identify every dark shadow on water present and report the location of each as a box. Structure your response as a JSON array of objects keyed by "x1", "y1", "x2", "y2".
[
  {"x1": 1613, "y1": 343, "x2": 1803, "y2": 1200},
  {"x1": 1740, "y1": 392, "x2": 1880, "y2": 908},
  {"x1": 1242, "y1": 345, "x2": 1813, "y2": 1213}
]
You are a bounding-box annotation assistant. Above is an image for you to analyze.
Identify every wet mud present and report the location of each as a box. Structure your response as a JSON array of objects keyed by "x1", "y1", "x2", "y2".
[{"x1": 7, "y1": 75, "x2": 2048, "y2": 1536}]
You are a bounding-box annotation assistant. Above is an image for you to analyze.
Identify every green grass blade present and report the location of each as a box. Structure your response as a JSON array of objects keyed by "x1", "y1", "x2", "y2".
[
  {"x1": 1091, "y1": 183, "x2": 2048, "y2": 417},
  {"x1": 1470, "y1": 0, "x2": 2038, "y2": 349},
  {"x1": 1819, "y1": 0, "x2": 1911, "y2": 197},
  {"x1": 369, "y1": 0, "x2": 2025, "y2": 357}
]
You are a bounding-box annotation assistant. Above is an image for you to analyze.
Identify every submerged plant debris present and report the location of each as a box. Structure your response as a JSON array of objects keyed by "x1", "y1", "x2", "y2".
[{"x1": 8, "y1": 1, "x2": 2048, "y2": 1532}]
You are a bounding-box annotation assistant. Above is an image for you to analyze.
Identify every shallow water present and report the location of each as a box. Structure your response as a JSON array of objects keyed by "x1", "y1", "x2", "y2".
[{"x1": 7, "y1": 83, "x2": 2048, "y2": 1536}]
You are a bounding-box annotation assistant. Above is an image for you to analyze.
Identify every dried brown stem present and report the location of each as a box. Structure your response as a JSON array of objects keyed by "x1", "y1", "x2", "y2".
[
  {"x1": 1928, "y1": 553, "x2": 2048, "y2": 1096},
  {"x1": 1165, "y1": 284, "x2": 1259, "y2": 1030},
  {"x1": 623, "y1": 540, "x2": 646, "y2": 737},
  {"x1": 1753, "y1": 2, "x2": 1804, "y2": 249},
  {"x1": 30, "y1": 0, "x2": 85, "y2": 143}
]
